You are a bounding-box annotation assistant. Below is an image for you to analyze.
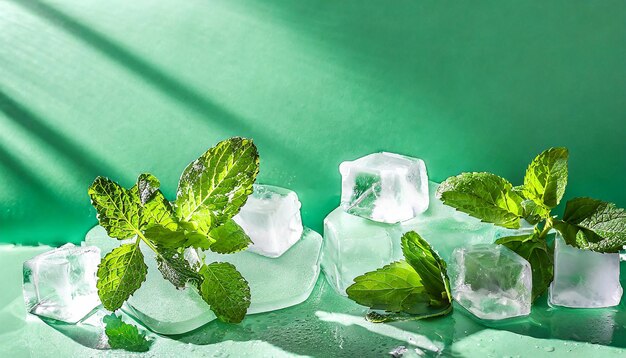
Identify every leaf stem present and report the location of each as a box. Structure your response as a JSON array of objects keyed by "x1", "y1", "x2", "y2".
[
  {"x1": 538, "y1": 217, "x2": 554, "y2": 240},
  {"x1": 134, "y1": 229, "x2": 159, "y2": 254}
]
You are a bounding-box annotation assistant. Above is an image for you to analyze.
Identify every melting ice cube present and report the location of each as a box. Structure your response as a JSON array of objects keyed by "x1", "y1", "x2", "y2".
[
  {"x1": 84, "y1": 225, "x2": 322, "y2": 335},
  {"x1": 449, "y1": 244, "x2": 532, "y2": 320},
  {"x1": 23, "y1": 243, "x2": 101, "y2": 323},
  {"x1": 233, "y1": 184, "x2": 303, "y2": 258},
  {"x1": 339, "y1": 152, "x2": 429, "y2": 223},
  {"x1": 549, "y1": 234, "x2": 623, "y2": 308}
]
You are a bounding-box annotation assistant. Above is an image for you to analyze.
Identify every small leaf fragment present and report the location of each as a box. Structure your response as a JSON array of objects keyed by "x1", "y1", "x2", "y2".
[{"x1": 104, "y1": 313, "x2": 152, "y2": 352}]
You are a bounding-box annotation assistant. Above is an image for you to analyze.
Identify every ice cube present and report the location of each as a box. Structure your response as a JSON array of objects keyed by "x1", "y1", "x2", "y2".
[
  {"x1": 320, "y1": 207, "x2": 404, "y2": 295},
  {"x1": 449, "y1": 244, "x2": 532, "y2": 320},
  {"x1": 549, "y1": 234, "x2": 623, "y2": 308},
  {"x1": 23, "y1": 243, "x2": 101, "y2": 323},
  {"x1": 339, "y1": 152, "x2": 429, "y2": 223},
  {"x1": 203, "y1": 228, "x2": 323, "y2": 314},
  {"x1": 233, "y1": 184, "x2": 303, "y2": 258},
  {"x1": 85, "y1": 225, "x2": 322, "y2": 334}
]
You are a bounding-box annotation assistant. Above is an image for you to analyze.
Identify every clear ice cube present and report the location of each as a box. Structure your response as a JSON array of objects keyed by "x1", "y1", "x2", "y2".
[
  {"x1": 321, "y1": 207, "x2": 404, "y2": 295},
  {"x1": 23, "y1": 243, "x2": 101, "y2": 323},
  {"x1": 322, "y1": 182, "x2": 526, "y2": 295},
  {"x1": 549, "y1": 234, "x2": 623, "y2": 308},
  {"x1": 233, "y1": 184, "x2": 303, "y2": 258},
  {"x1": 449, "y1": 244, "x2": 532, "y2": 320},
  {"x1": 203, "y1": 228, "x2": 323, "y2": 314},
  {"x1": 85, "y1": 225, "x2": 322, "y2": 334},
  {"x1": 339, "y1": 152, "x2": 429, "y2": 223}
]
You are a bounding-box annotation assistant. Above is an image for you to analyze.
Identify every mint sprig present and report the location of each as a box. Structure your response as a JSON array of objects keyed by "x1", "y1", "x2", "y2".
[
  {"x1": 88, "y1": 137, "x2": 259, "y2": 323},
  {"x1": 438, "y1": 147, "x2": 626, "y2": 300},
  {"x1": 346, "y1": 231, "x2": 452, "y2": 322}
]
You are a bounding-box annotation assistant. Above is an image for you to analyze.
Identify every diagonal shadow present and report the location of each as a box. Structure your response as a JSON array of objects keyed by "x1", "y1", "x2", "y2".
[
  {"x1": 0, "y1": 140, "x2": 78, "y2": 213},
  {"x1": 0, "y1": 89, "x2": 122, "y2": 181},
  {"x1": 12, "y1": 0, "x2": 308, "y2": 169}
]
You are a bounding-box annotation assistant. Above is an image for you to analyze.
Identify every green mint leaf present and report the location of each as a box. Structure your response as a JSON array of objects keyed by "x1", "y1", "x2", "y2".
[
  {"x1": 401, "y1": 231, "x2": 451, "y2": 307},
  {"x1": 103, "y1": 313, "x2": 152, "y2": 352},
  {"x1": 513, "y1": 186, "x2": 551, "y2": 224},
  {"x1": 88, "y1": 177, "x2": 142, "y2": 240},
  {"x1": 209, "y1": 220, "x2": 253, "y2": 254},
  {"x1": 436, "y1": 172, "x2": 524, "y2": 229},
  {"x1": 154, "y1": 247, "x2": 203, "y2": 289},
  {"x1": 523, "y1": 147, "x2": 568, "y2": 209},
  {"x1": 199, "y1": 262, "x2": 251, "y2": 323},
  {"x1": 143, "y1": 225, "x2": 187, "y2": 249},
  {"x1": 138, "y1": 177, "x2": 178, "y2": 232},
  {"x1": 137, "y1": 173, "x2": 161, "y2": 205},
  {"x1": 554, "y1": 197, "x2": 626, "y2": 253},
  {"x1": 97, "y1": 243, "x2": 148, "y2": 311},
  {"x1": 346, "y1": 261, "x2": 433, "y2": 315},
  {"x1": 175, "y1": 138, "x2": 259, "y2": 241},
  {"x1": 495, "y1": 233, "x2": 553, "y2": 300}
]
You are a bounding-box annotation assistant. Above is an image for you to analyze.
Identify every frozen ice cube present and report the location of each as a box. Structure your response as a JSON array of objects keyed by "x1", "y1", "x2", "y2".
[
  {"x1": 323, "y1": 182, "x2": 530, "y2": 296},
  {"x1": 339, "y1": 152, "x2": 429, "y2": 223},
  {"x1": 203, "y1": 227, "x2": 323, "y2": 314},
  {"x1": 23, "y1": 243, "x2": 101, "y2": 323},
  {"x1": 85, "y1": 225, "x2": 322, "y2": 334},
  {"x1": 233, "y1": 184, "x2": 303, "y2": 258},
  {"x1": 449, "y1": 244, "x2": 532, "y2": 320},
  {"x1": 320, "y1": 207, "x2": 404, "y2": 295},
  {"x1": 549, "y1": 234, "x2": 623, "y2": 308}
]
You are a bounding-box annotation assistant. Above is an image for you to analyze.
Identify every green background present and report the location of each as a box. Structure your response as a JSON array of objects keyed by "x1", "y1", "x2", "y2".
[{"x1": 1, "y1": 0, "x2": 625, "y2": 245}]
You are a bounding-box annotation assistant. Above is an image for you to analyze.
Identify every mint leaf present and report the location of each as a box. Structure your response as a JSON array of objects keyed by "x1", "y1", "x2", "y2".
[
  {"x1": 495, "y1": 233, "x2": 553, "y2": 300},
  {"x1": 103, "y1": 314, "x2": 152, "y2": 352},
  {"x1": 175, "y1": 138, "x2": 259, "y2": 243},
  {"x1": 88, "y1": 177, "x2": 142, "y2": 239},
  {"x1": 401, "y1": 231, "x2": 451, "y2": 307},
  {"x1": 523, "y1": 147, "x2": 568, "y2": 209},
  {"x1": 209, "y1": 220, "x2": 253, "y2": 254},
  {"x1": 554, "y1": 197, "x2": 626, "y2": 253},
  {"x1": 513, "y1": 186, "x2": 551, "y2": 224},
  {"x1": 137, "y1": 173, "x2": 161, "y2": 205},
  {"x1": 347, "y1": 232, "x2": 452, "y2": 321},
  {"x1": 199, "y1": 262, "x2": 251, "y2": 323},
  {"x1": 154, "y1": 247, "x2": 203, "y2": 289},
  {"x1": 436, "y1": 172, "x2": 524, "y2": 229},
  {"x1": 139, "y1": 182, "x2": 178, "y2": 232},
  {"x1": 97, "y1": 243, "x2": 148, "y2": 311},
  {"x1": 346, "y1": 261, "x2": 430, "y2": 314},
  {"x1": 143, "y1": 225, "x2": 187, "y2": 249}
]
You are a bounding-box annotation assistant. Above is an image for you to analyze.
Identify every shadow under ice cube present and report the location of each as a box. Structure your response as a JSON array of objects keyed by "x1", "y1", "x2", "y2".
[
  {"x1": 23, "y1": 243, "x2": 101, "y2": 323},
  {"x1": 549, "y1": 234, "x2": 623, "y2": 308},
  {"x1": 339, "y1": 152, "x2": 429, "y2": 223},
  {"x1": 449, "y1": 244, "x2": 532, "y2": 320}
]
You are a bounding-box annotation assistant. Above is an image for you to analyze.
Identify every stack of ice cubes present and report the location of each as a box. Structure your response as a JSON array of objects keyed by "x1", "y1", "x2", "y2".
[
  {"x1": 82, "y1": 184, "x2": 322, "y2": 335},
  {"x1": 322, "y1": 152, "x2": 531, "y2": 300}
]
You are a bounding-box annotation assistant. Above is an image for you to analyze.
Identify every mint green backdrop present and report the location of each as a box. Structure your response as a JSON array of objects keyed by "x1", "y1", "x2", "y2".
[{"x1": 1, "y1": 0, "x2": 625, "y2": 245}]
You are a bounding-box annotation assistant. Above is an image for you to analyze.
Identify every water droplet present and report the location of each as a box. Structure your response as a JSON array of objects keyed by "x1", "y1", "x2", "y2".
[{"x1": 544, "y1": 347, "x2": 555, "y2": 352}]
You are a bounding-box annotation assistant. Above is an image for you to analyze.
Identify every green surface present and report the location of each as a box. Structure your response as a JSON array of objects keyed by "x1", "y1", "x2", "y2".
[
  {"x1": 1, "y1": 0, "x2": 625, "y2": 245},
  {"x1": 1, "y1": 244, "x2": 625, "y2": 357}
]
